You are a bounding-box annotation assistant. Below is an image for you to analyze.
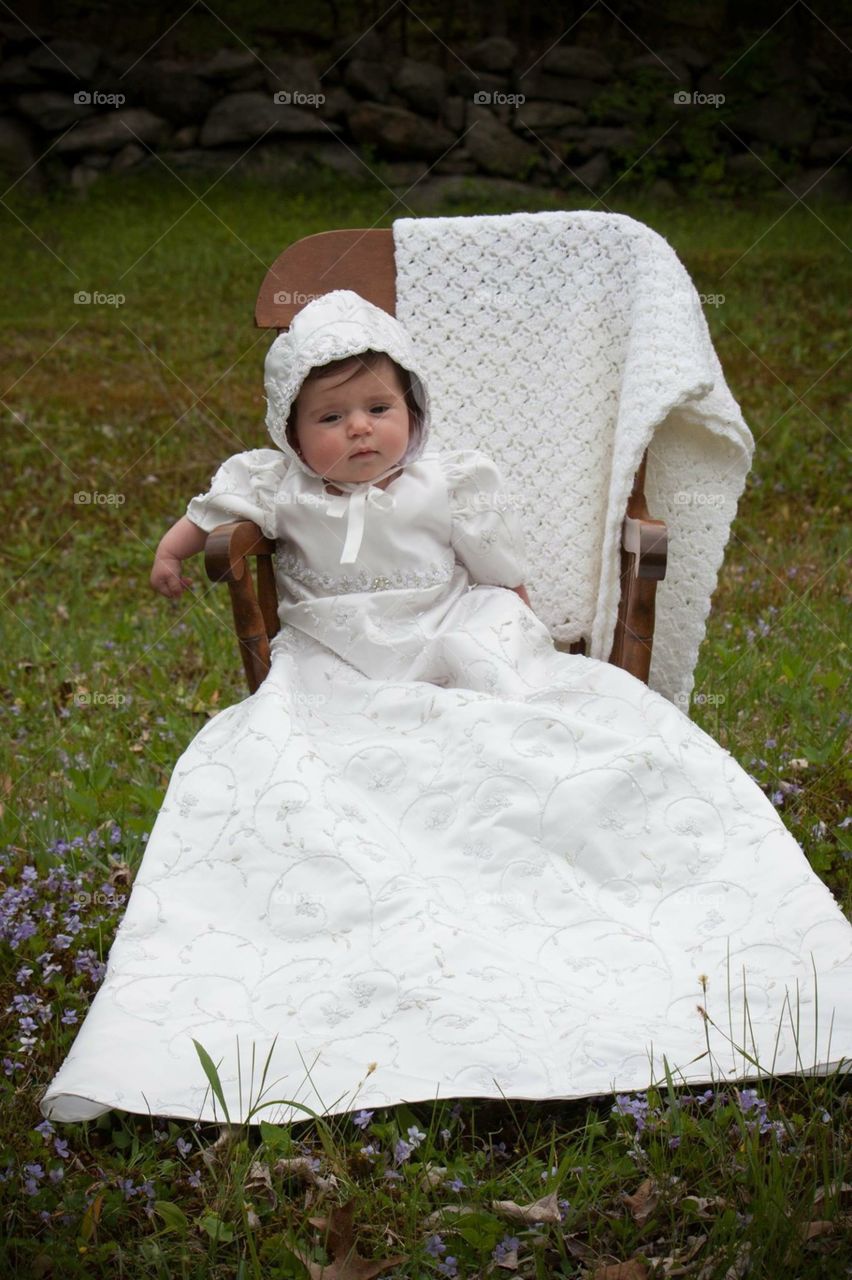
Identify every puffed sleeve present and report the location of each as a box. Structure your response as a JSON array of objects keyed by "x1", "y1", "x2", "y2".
[
  {"x1": 441, "y1": 448, "x2": 528, "y2": 587},
  {"x1": 185, "y1": 449, "x2": 287, "y2": 541}
]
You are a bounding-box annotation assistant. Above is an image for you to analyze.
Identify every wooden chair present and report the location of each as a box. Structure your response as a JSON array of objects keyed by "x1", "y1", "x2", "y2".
[{"x1": 204, "y1": 229, "x2": 668, "y2": 695}]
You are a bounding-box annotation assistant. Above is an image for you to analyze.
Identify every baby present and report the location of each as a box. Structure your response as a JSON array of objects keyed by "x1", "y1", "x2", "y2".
[{"x1": 150, "y1": 338, "x2": 532, "y2": 613}]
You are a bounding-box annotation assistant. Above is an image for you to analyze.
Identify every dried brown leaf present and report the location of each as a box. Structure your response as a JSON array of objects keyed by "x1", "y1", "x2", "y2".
[
  {"x1": 294, "y1": 1197, "x2": 407, "y2": 1279},
  {"x1": 623, "y1": 1178, "x2": 658, "y2": 1225},
  {"x1": 491, "y1": 1190, "x2": 561, "y2": 1224},
  {"x1": 801, "y1": 1219, "x2": 836, "y2": 1240},
  {"x1": 244, "y1": 1159, "x2": 277, "y2": 1209},
  {"x1": 813, "y1": 1181, "x2": 852, "y2": 1207},
  {"x1": 273, "y1": 1156, "x2": 338, "y2": 1194},
  {"x1": 417, "y1": 1163, "x2": 447, "y2": 1191},
  {"x1": 681, "y1": 1194, "x2": 728, "y2": 1219},
  {"x1": 592, "y1": 1262, "x2": 648, "y2": 1280}
]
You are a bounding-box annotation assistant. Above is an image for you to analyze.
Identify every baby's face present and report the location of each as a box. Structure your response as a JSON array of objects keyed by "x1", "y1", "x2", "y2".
[{"x1": 294, "y1": 355, "x2": 410, "y2": 488}]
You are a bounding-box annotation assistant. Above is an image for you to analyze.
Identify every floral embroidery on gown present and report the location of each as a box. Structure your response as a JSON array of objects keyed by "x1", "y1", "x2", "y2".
[{"x1": 41, "y1": 291, "x2": 852, "y2": 1125}]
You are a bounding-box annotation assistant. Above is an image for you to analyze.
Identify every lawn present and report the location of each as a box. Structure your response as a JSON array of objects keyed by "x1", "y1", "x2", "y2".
[{"x1": 1, "y1": 165, "x2": 849, "y2": 1277}]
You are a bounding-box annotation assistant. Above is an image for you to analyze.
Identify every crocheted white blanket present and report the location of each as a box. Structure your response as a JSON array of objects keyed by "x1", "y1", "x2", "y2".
[{"x1": 392, "y1": 211, "x2": 754, "y2": 708}]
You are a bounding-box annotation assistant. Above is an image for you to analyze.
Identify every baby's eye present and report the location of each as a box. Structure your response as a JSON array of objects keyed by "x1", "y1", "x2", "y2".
[
  {"x1": 319, "y1": 414, "x2": 340, "y2": 423},
  {"x1": 370, "y1": 405, "x2": 389, "y2": 414}
]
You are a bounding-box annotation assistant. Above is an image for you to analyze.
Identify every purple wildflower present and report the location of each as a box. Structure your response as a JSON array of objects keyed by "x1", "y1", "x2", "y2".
[
  {"x1": 351, "y1": 1109, "x2": 374, "y2": 1130},
  {"x1": 393, "y1": 1138, "x2": 414, "y2": 1165},
  {"x1": 612, "y1": 1092, "x2": 652, "y2": 1134},
  {"x1": 176, "y1": 1137, "x2": 192, "y2": 1157},
  {"x1": 493, "y1": 1236, "x2": 520, "y2": 1262}
]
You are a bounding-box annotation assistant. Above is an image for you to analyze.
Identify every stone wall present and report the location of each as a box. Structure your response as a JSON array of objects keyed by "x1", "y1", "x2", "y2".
[{"x1": 1, "y1": 21, "x2": 849, "y2": 202}]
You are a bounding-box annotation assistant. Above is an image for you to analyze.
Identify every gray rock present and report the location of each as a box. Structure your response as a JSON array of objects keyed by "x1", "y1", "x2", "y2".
[
  {"x1": 227, "y1": 66, "x2": 268, "y2": 93},
  {"x1": 172, "y1": 125, "x2": 199, "y2": 149},
  {"x1": 516, "y1": 70, "x2": 604, "y2": 108},
  {"x1": 375, "y1": 159, "x2": 434, "y2": 186},
  {"x1": 308, "y1": 141, "x2": 376, "y2": 180},
  {"x1": 466, "y1": 37, "x2": 518, "y2": 74},
  {"x1": 344, "y1": 60, "x2": 391, "y2": 102},
  {"x1": 807, "y1": 134, "x2": 852, "y2": 163},
  {"x1": 725, "y1": 153, "x2": 776, "y2": 181},
  {"x1": 200, "y1": 92, "x2": 332, "y2": 147},
  {"x1": 556, "y1": 149, "x2": 610, "y2": 191},
  {"x1": 0, "y1": 114, "x2": 43, "y2": 189},
  {"x1": 27, "y1": 39, "x2": 101, "y2": 82},
  {"x1": 197, "y1": 49, "x2": 260, "y2": 81},
  {"x1": 327, "y1": 31, "x2": 384, "y2": 66},
  {"x1": 111, "y1": 142, "x2": 146, "y2": 171},
  {"x1": 391, "y1": 59, "x2": 447, "y2": 116},
  {"x1": 624, "y1": 52, "x2": 691, "y2": 83},
  {"x1": 556, "y1": 125, "x2": 637, "y2": 158},
  {"x1": 0, "y1": 19, "x2": 38, "y2": 51},
  {"x1": 319, "y1": 85, "x2": 356, "y2": 122},
  {"x1": 785, "y1": 166, "x2": 852, "y2": 202},
  {"x1": 70, "y1": 163, "x2": 100, "y2": 190},
  {"x1": 449, "y1": 67, "x2": 509, "y2": 97},
  {"x1": 348, "y1": 102, "x2": 455, "y2": 160},
  {"x1": 405, "y1": 173, "x2": 557, "y2": 214},
  {"x1": 728, "y1": 99, "x2": 817, "y2": 150},
  {"x1": 121, "y1": 60, "x2": 217, "y2": 126},
  {"x1": 80, "y1": 149, "x2": 111, "y2": 169},
  {"x1": 14, "y1": 90, "x2": 95, "y2": 131},
  {"x1": 648, "y1": 177, "x2": 679, "y2": 201},
  {"x1": 513, "y1": 101, "x2": 586, "y2": 133},
  {"x1": 465, "y1": 106, "x2": 541, "y2": 179},
  {"x1": 0, "y1": 56, "x2": 48, "y2": 89},
  {"x1": 668, "y1": 44, "x2": 711, "y2": 71},
  {"x1": 541, "y1": 46, "x2": 613, "y2": 81},
  {"x1": 54, "y1": 108, "x2": 170, "y2": 154},
  {"x1": 264, "y1": 56, "x2": 322, "y2": 99},
  {"x1": 433, "y1": 148, "x2": 478, "y2": 175},
  {"x1": 442, "y1": 95, "x2": 466, "y2": 132}
]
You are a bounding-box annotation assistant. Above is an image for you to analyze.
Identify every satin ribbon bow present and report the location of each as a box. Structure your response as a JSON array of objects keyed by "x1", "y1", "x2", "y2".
[{"x1": 324, "y1": 486, "x2": 397, "y2": 564}]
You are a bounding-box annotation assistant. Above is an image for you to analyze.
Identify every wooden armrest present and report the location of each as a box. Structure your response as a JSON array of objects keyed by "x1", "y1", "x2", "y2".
[
  {"x1": 204, "y1": 520, "x2": 279, "y2": 694},
  {"x1": 204, "y1": 520, "x2": 276, "y2": 583}
]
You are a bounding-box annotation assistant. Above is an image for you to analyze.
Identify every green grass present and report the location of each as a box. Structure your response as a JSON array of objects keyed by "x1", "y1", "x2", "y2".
[{"x1": 1, "y1": 165, "x2": 850, "y2": 1276}]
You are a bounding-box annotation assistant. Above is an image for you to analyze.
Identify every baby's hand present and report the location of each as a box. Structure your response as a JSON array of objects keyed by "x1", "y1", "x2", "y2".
[{"x1": 150, "y1": 553, "x2": 193, "y2": 600}]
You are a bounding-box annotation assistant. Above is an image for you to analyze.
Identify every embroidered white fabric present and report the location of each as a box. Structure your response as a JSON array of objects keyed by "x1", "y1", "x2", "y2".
[
  {"x1": 39, "y1": 289, "x2": 851, "y2": 1128},
  {"x1": 41, "y1": 455, "x2": 852, "y2": 1125},
  {"x1": 392, "y1": 211, "x2": 754, "y2": 707}
]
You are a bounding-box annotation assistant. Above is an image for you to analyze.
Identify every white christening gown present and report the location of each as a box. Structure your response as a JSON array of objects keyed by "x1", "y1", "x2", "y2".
[{"x1": 40, "y1": 447, "x2": 852, "y2": 1124}]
